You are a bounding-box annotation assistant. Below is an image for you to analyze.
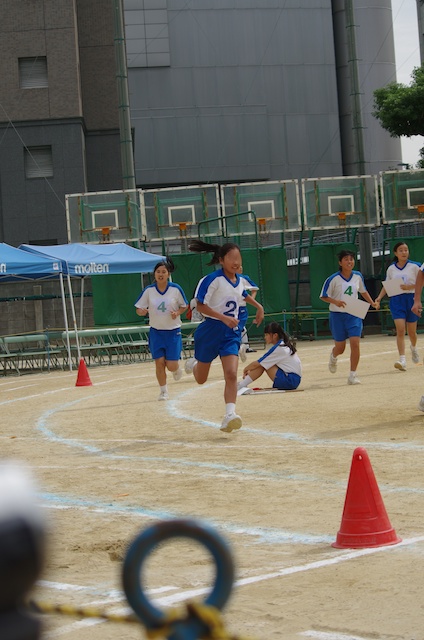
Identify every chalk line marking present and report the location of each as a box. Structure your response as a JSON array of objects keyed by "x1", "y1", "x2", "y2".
[
  {"x1": 300, "y1": 632, "x2": 368, "y2": 640},
  {"x1": 41, "y1": 535, "x2": 424, "y2": 636},
  {"x1": 154, "y1": 534, "x2": 424, "y2": 606}
]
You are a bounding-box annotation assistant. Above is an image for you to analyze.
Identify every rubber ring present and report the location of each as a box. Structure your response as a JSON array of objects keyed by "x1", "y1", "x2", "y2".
[{"x1": 122, "y1": 519, "x2": 234, "y2": 639}]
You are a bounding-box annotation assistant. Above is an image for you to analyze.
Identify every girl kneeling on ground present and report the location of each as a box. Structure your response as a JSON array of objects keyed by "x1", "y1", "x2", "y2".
[{"x1": 237, "y1": 322, "x2": 302, "y2": 391}]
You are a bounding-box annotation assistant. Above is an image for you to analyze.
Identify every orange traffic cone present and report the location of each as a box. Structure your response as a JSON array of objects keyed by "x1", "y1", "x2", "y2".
[
  {"x1": 75, "y1": 358, "x2": 92, "y2": 387},
  {"x1": 332, "y1": 447, "x2": 401, "y2": 549}
]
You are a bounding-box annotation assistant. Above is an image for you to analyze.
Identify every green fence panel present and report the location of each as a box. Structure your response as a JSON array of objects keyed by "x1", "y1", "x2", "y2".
[
  {"x1": 170, "y1": 254, "x2": 214, "y2": 301},
  {"x1": 91, "y1": 247, "x2": 290, "y2": 332},
  {"x1": 309, "y1": 243, "x2": 358, "y2": 309},
  {"x1": 387, "y1": 237, "x2": 424, "y2": 266},
  {"x1": 92, "y1": 273, "x2": 144, "y2": 326}
]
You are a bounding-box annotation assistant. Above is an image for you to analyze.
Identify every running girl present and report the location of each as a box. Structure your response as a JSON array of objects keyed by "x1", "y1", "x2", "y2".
[
  {"x1": 320, "y1": 249, "x2": 377, "y2": 385},
  {"x1": 237, "y1": 322, "x2": 301, "y2": 391},
  {"x1": 185, "y1": 240, "x2": 264, "y2": 432},
  {"x1": 375, "y1": 242, "x2": 420, "y2": 371},
  {"x1": 134, "y1": 257, "x2": 188, "y2": 400}
]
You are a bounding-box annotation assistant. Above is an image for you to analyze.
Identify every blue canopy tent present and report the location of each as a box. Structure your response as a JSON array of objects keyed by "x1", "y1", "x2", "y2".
[
  {"x1": 0, "y1": 243, "x2": 74, "y2": 367},
  {"x1": 0, "y1": 243, "x2": 62, "y2": 281},
  {"x1": 19, "y1": 242, "x2": 164, "y2": 277},
  {"x1": 19, "y1": 243, "x2": 165, "y2": 358}
]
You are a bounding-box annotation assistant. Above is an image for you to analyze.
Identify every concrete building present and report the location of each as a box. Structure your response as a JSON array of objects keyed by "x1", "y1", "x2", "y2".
[
  {"x1": 0, "y1": 0, "x2": 403, "y2": 246},
  {"x1": 0, "y1": 0, "x2": 122, "y2": 246},
  {"x1": 126, "y1": 0, "x2": 402, "y2": 186}
]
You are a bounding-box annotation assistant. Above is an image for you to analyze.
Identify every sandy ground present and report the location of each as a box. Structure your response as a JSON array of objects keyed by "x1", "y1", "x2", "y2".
[{"x1": 2, "y1": 333, "x2": 424, "y2": 640}]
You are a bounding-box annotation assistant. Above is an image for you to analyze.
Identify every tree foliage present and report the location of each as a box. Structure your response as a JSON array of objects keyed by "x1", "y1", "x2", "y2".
[{"x1": 373, "y1": 66, "x2": 424, "y2": 139}]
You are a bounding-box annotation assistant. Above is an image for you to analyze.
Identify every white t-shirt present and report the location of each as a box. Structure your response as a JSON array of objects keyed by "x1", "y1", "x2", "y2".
[
  {"x1": 258, "y1": 340, "x2": 302, "y2": 376},
  {"x1": 239, "y1": 274, "x2": 259, "y2": 308},
  {"x1": 134, "y1": 282, "x2": 187, "y2": 330},
  {"x1": 195, "y1": 268, "x2": 247, "y2": 320},
  {"x1": 320, "y1": 270, "x2": 366, "y2": 313},
  {"x1": 386, "y1": 260, "x2": 420, "y2": 291}
]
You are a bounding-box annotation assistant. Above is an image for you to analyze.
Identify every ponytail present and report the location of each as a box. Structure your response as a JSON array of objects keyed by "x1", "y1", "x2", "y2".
[
  {"x1": 264, "y1": 321, "x2": 297, "y2": 354},
  {"x1": 189, "y1": 240, "x2": 241, "y2": 266}
]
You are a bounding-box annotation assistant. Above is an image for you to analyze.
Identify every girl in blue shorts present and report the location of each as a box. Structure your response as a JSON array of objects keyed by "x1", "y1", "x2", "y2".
[
  {"x1": 237, "y1": 322, "x2": 301, "y2": 392},
  {"x1": 185, "y1": 240, "x2": 264, "y2": 433},
  {"x1": 134, "y1": 257, "x2": 188, "y2": 401},
  {"x1": 375, "y1": 242, "x2": 420, "y2": 371},
  {"x1": 320, "y1": 249, "x2": 378, "y2": 385}
]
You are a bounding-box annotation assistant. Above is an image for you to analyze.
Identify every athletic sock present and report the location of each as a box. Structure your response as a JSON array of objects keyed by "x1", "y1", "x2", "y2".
[{"x1": 238, "y1": 375, "x2": 253, "y2": 389}]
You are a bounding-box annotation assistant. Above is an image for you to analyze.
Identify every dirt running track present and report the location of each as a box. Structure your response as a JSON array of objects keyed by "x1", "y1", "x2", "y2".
[{"x1": 2, "y1": 334, "x2": 424, "y2": 640}]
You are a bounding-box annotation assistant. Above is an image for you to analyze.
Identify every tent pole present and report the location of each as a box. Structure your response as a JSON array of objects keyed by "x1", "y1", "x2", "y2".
[
  {"x1": 59, "y1": 273, "x2": 73, "y2": 371},
  {"x1": 80, "y1": 277, "x2": 85, "y2": 329},
  {"x1": 67, "y1": 273, "x2": 81, "y2": 361}
]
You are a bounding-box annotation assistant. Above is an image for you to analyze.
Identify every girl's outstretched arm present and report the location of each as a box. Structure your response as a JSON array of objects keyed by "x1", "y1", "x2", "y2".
[{"x1": 245, "y1": 294, "x2": 264, "y2": 325}]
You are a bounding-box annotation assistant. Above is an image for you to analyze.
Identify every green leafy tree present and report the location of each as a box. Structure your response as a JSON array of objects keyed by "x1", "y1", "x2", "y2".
[{"x1": 373, "y1": 66, "x2": 424, "y2": 167}]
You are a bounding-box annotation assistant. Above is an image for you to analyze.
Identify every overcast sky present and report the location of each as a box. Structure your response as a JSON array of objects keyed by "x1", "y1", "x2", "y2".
[{"x1": 392, "y1": 0, "x2": 423, "y2": 166}]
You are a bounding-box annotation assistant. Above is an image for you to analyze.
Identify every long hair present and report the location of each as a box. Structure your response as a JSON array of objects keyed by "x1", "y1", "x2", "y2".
[
  {"x1": 264, "y1": 321, "x2": 297, "y2": 354},
  {"x1": 153, "y1": 256, "x2": 175, "y2": 274},
  {"x1": 188, "y1": 240, "x2": 240, "y2": 266}
]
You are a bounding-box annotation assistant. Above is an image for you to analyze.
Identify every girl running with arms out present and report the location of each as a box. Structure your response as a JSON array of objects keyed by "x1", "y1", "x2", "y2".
[
  {"x1": 237, "y1": 322, "x2": 301, "y2": 392},
  {"x1": 185, "y1": 240, "x2": 264, "y2": 432},
  {"x1": 134, "y1": 257, "x2": 188, "y2": 401}
]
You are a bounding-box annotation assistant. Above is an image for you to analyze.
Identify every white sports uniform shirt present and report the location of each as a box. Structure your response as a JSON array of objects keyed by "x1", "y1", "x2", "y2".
[
  {"x1": 239, "y1": 275, "x2": 259, "y2": 308},
  {"x1": 386, "y1": 260, "x2": 420, "y2": 291},
  {"x1": 320, "y1": 270, "x2": 366, "y2": 313},
  {"x1": 258, "y1": 340, "x2": 302, "y2": 376},
  {"x1": 134, "y1": 283, "x2": 187, "y2": 330},
  {"x1": 195, "y1": 269, "x2": 247, "y2": 320}
]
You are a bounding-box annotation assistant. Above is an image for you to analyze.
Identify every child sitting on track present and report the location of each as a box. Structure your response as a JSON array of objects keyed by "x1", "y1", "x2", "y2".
[{"x1": 237, "y1": 322, "x2": 302, "y2": 392}]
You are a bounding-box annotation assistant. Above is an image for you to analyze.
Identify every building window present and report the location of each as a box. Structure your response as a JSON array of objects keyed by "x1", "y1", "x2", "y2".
[
  {"x1": 19, "y1": 57, "x2": 48, "y2": 89},
  {"x1": 124, "y1": 5, "x2": 170, "y2": 68},
  {"x1": 24, "y1": 146, "x2": 53, "y2": 179}
]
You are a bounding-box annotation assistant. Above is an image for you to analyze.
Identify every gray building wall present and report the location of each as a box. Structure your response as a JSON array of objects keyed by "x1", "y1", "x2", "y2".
[
  {"x1": 126, "y1": 0, "x2": 401, "y2": 187},
  {"x1": 0, "y1": 0, "x2": 122, "y2": 246}
]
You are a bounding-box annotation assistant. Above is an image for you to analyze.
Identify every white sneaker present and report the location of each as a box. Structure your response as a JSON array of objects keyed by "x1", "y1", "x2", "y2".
[
  {"x1": 328, "y1": 352, "x2": 337, "y2": 373},
  {"x1": 347, "y1": 374, "x2": 361, "y2": 385},
  {"x1": 418, "y1": 396, "x2": 424, "y2": 412},
  {"x1": 411, "y1": 346, "x2": 420, "y2": 364},
  {"x1": 220, "y1": 412, "x2": 242, "y2": 433},
  {"x1": 394, "y1": 361, "x2": 407, "y2": 371},
  {"x1": 239, "y1": 343, "x2": 247, "y2": 362},
  {"x1": 172, "y1": 368, "x2": 183, "y2": 381},
  {"x1": 158, "y1": 391, "x2": 169, "y2": 401},
  {"x1": 184, "y1": 357, "x2": 196, "y2": 374}
]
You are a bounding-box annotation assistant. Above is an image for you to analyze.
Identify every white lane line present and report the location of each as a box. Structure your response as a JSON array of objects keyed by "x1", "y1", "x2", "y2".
[
  {"x1": 154, "y1": 535, "x2": 424, "y2": 606},
  {"x1": 300, "y1": 632, "x2": 369, "y2": 640},
  {"x1": 38, "y1": 579, "x2": 177, "y2": 597},
  {"x1": 39, "y1": 538, "x2": 424, "y2": 637}
]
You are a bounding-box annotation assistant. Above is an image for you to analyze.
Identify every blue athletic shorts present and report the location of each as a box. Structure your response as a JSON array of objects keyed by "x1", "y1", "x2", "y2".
[
  {"x1": 389, "y1": 293, "x2": 419, "y2": 323},
  {"x1": 194, "y1": 318, "x2": 240, "y2": 363},
  {"x1": 329, "y1": 311, "x2": 362, "y2": 342},
  {"x1": 149, "y1": 327, "x2": 182, "y2": 361},
  {"x1": 238, "y1": 306, "x2": 248, "y2": 332},
  {"x1": 273, "y1": 369, "x2": 301, "y2": 390}
]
